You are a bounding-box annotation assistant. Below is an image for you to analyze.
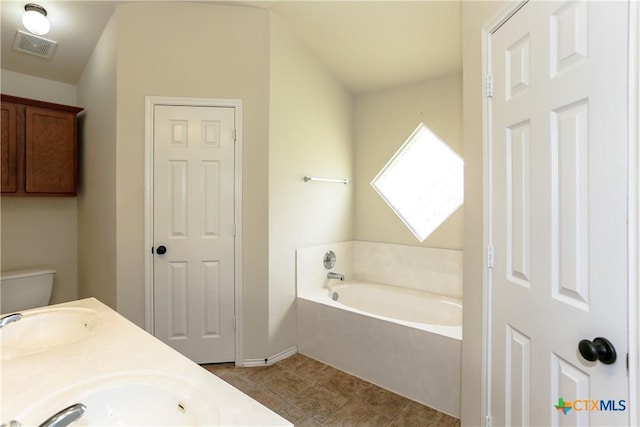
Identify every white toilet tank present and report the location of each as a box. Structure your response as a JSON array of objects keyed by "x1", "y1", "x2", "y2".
[{"x1": 0, "y1": 267, "x2": 55, "y2": 314}]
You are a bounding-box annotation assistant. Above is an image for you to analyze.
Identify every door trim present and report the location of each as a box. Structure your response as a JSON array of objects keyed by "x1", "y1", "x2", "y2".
[
  {"x1": 144, "y1": 96, "x2": 244, "y2": 365},
  {"x1": 627, "y1": 2, "x2": 639, "y2": 424},
  {"x1": 481, "y1": 4, "x2": 528, "y2": 423},
  {"x1": 481, "y1": 1, "x2": 639, "y2": 424}
]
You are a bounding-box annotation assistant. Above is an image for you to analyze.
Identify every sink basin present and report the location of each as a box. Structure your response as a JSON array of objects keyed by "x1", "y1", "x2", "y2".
[
  {"x1": 13, "y1": 372, "x2": 219, "y2": 426},
  {"x1": 0, "y1": 307, "x2": 100, "y2": 360}
]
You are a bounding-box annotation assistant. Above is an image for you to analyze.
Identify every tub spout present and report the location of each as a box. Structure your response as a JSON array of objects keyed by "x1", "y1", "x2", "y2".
[
  {"x1": 0, "y1": 313, "x2": 22, "y2": 329},
  {"x1": 327, "y1": 272, "x2": 344, "y2": 281},
  {"x1": 39, "y1": 403, "x2": 86, "y2": 427}
]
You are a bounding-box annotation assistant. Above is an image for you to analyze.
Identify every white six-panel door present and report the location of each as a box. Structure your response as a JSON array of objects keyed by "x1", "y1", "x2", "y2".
[
  {"x1": 153, "y1": 105, "x2": 236, "y2": 364},
  {"x1": 489, "y1": 1, "x2": 629, "y2": 425}
]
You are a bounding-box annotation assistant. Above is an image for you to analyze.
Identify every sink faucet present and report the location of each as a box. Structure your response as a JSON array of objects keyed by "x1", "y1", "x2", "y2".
[
  {"x1": 0, "y1": 313, "x2": 22, "y2": 329},
  {"x1": 327, "y1": 272, "x2": 345, "y2": 281},
  {"x1": 39, "y1": 403, "x2": 86, "y2": 427}
]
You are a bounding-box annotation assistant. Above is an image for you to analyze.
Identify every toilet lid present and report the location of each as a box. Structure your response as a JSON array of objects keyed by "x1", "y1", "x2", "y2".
[{"x1": 0, "y1": 267, "x2": 56, "y2": 281}]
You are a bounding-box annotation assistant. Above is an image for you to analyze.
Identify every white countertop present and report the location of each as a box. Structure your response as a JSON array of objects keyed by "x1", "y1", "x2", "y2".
[{"x1": 0, "y1": 298, "x2": 292, "y2": 426}]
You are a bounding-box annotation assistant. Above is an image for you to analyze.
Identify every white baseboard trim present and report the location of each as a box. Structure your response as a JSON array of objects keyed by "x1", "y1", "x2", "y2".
[{"x1": 242, "y1": 346, "x2": 298, "y2": 367}]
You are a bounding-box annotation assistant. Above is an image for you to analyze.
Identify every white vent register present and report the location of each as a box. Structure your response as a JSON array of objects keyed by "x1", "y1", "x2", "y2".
[{"x1": 13, "y1": 30, "x2": 57, "y2": 59}]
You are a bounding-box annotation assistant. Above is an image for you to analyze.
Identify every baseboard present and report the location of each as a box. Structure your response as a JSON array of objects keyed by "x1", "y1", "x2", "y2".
[{"x1": 242, "y1": 346, "x2": 297, "y2": 367}]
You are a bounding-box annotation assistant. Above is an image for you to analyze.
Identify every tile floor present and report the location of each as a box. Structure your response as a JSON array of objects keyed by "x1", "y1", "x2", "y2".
[{"x1": 202, "y1": 352, "x2": 460, "y2": 427}]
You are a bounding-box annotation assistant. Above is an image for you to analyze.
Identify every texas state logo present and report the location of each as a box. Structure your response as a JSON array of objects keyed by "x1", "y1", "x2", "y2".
[
  {"x1": 555, "y1": 398, "x2": 572, "y2": 415},
  {"x1": 554, "y1": 397, "x2": 627, "y2": 414}
]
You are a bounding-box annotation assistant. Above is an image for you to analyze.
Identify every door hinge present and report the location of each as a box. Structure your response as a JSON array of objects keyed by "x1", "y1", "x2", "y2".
[
  {"x1": 232, "y1": 129, "x2": 237, "y2": 142},
  {"x1": 233, "y1": 224, "x2": 237, "y2": 237},
  {"x1": 486, "y1": 74, "x2": 494, "y2": 98},
  {"x1": 486, "y1": 415, "x2": 493, "y2": 427},
  {"x1": 487, "y1": 245, "x2": 494, "y2": 269},
  {"x1": 233, "y1": 317, "x2": 237, "y2": 331}
]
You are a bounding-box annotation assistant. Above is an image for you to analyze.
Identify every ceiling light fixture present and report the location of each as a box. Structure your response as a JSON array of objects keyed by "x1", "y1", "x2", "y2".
[{"x1": 22, "y1": 3, "x2": 50, "y2": 36}]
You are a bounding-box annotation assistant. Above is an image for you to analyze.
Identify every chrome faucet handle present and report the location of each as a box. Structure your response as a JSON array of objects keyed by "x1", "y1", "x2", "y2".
[
  {"x1": 38, "y1": 403, "x2": 86, "y2": 427},
  {"x1": 0, "y1": 313, "x2": 22, "y2": 329}
]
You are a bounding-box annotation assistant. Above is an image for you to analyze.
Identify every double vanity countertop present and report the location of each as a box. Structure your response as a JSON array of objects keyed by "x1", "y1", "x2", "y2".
[{"x1": 0, "y1": 298, "x2": 292, "y2": 426}]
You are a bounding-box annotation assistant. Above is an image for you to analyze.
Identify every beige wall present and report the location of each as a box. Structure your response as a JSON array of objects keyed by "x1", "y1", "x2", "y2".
[
  {"x1": 268, "y1": 15, "x2": 354, "y2": 354},
  {"x1": 460, "y1": 2, "x2": 505, "y2": 426},
  {"x1": 113, "y1": 3, "x2": 271, "y2": 357},
  {"x1": 0, "y1": 70, "x2": 79, "y2": 305},
  {"x1": 1, "y1": 70, "x2": 77, "y2": 105},
  {"x1": 354, "y1": 74, "x2": 463, "y2": 249},
  {"x1": 76, "y1": 13, "x2": 117, "y2": 309}
]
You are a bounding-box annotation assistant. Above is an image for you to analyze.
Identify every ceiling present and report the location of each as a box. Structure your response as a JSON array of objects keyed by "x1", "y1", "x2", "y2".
[
  {"x1": 0, "y1": 1, "x2": 461, "y2": 95},
  {"x1": 1, "y1": 1, "x2": 119, "y2": 85}
]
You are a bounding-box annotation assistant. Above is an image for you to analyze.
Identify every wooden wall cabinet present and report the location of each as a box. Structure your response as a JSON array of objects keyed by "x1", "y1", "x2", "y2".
[{"x1": 1, "y1": 94, "x2": 83, "y2": 196}]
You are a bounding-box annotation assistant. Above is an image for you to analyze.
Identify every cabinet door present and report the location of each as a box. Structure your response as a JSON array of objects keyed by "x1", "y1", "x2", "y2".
[
  {"x1": 1, "y1": 102, "x2": 18, "y2": 193},
  {"x1": 25, "y1": 106, "x2": 77, "y2": 194}
]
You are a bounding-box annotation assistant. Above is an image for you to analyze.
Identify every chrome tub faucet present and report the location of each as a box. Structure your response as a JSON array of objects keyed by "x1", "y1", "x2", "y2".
[{"x1": 327, "y1": 272, "x2": 345, "y2": 281}]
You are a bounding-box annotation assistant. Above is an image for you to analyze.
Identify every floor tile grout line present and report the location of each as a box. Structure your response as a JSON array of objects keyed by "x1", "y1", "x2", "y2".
[
  {"x1": 320, "y1": 392, "x2": 355, "y2": 424},
  {"x1": 386, "y1": 399, "x2": 410, "y2": 427}
]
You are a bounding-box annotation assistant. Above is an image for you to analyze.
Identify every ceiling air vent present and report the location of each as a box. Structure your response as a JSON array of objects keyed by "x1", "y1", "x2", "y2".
[{"x1": 13, "y1": 30, "x2": 57, "y2": 59}]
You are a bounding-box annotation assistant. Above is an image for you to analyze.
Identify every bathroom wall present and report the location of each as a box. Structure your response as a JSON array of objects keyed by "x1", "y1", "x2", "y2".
[
  {"x1": 296, "y1": 242, "x2": 355, "y2": 300},
  {"x1": 354, "y1": 73, "x2": 463, "y2": 250},
  {"x1": 1, "y1": 70, "x2": 77, "y2": 105},
  {"x1": 460, "y1": 2, "x2": 507, "y2": 425},
  {"x1": 74, "y1": 2, "x2": 348, "y2": 361},
  {"x1": 0, "y1": 70, "x2": 79, "y2": 305},
  {"x1": 296, "y1": 241, "x2": 462, "y2": 300},
  {"x1": 76, "y1": 13, "x2": 117, "y2": 309},
  {"x1": 268, "y1": 15, "x2": 354, "y2": 354},
  {"x1": 112, "y1": 3, "x2": 271, "y2": 358}
]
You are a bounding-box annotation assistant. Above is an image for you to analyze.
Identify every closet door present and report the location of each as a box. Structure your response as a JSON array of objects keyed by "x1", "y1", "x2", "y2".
[{"x1": 488, "y1": 1, "x2": 630, "y2": 425}]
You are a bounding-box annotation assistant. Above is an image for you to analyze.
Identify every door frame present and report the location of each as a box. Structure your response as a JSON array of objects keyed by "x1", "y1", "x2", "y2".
[
  {"x1": 480, "y1": 1, "x2": 639, "y2": 425},
  {"x1": 143, "y1": 96, "x2": 244, "y2": 365}
]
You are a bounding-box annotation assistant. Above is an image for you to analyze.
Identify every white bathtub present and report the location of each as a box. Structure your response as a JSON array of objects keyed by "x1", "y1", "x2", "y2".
[
  {"x1": 328, "y1": 281, "x2": 462, "y2": 339},
  {"x1": 297, "y1": 280, "x2": 462, "y2": 417}
]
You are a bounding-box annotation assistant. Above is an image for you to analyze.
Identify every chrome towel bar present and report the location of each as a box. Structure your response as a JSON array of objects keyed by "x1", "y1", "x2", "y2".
[{"x1": 303, "y1": 176, "x2": 351, "y2": 184}]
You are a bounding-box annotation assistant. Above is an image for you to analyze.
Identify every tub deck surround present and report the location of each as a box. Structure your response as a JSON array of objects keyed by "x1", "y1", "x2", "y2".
[
  {"x1": 0, "y1": 298, "x2": 291, "y2": 427},
  {"x1": 352, "y1": 241, "x2": 463, "y2": 299},
  {"x1": 297, "y1": 295, "x2": 461, "y2": 418},
  {"x1": 295, "y1": 240, "x2": 463, "y2": 299},
  {"x1": 295, "y1": 241, "x2": 463, "y2": 418}
]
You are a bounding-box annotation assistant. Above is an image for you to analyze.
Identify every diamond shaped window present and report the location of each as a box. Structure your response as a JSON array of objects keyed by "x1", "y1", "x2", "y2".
[{"x1": 371, "y1": 123, "x2": 464, "y2": 242}]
